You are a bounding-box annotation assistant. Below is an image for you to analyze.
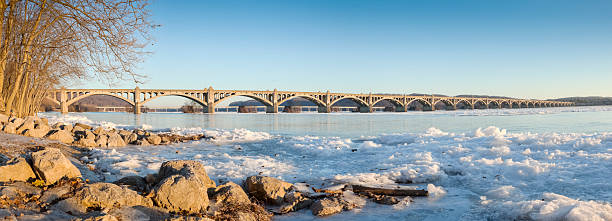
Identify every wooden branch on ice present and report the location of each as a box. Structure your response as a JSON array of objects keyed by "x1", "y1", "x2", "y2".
[{"x1": 351, "y1": 185, "x2": 428, "y2": 197}]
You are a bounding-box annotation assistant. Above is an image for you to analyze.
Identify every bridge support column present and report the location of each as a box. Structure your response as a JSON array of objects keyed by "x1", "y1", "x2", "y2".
[
  {"x1": 60, "y1": 87, "x2": 68, "y2": 114},
  {"x1": 397, "y1": 105, "x2": 407, "y2": 112},
  {"x1": 267, "y1": 89, "x2": 279, "y2": 113},
  {"x1": 318, "y1": 105, "x2": 331, "y2": 113},
  {"x1": 206, "y1": 86, "x2": 215, "y2": 114},
  {"x1": 134, "y1": 87, "x2": 141, "y2": 114},
  {"x1": 359, "y1": 106, "x2": 373, "y2": 113}
]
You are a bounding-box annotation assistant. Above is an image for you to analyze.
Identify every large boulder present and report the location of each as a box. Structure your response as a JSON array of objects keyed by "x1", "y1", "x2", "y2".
[
  {"x1": 153, "y1": 174, "x2": 209, "y2": 214},
  {"x1": 279, "y1": 191, "x2": 313, "y2": 214},
  {"x1": 72, "y1": 183, "x2": 153, "y2": 210},
  {"x1": 107, "y1": 132, "x2": 126, "y2": 147},
  {"x1": 75, "y1": 137, "x2": 97, "y2": 147},
  {"x1": 124, "y1": 133, "x2": 138, "y2": 144},
  {"x1": 211, "y1": 182, "x2": 251, "y2": 207},
  {"x1": 71, "y1": 125, "x2": 86, "y2": 133},
  {"x1": 31, "y1": 148, "x2": 82, "y2": 185},
  {"x1": 0, "y1": 157, "x2": 36, "y2": 182},
  {"x1": 46, "y1": 129, "x2": 75, "y2": 144},
  {"x1": 74, "y1": 123, "x2": 93, "y2": 130},
  {"x1": 245, "y1": 176, "x2": 293, "y2": 205},
  {"x1": 157, "y1": 160, "x2": 216, "y2": 188},
  {"x1": 2, "y1": 122, "x2": 17, "y2": 134}
]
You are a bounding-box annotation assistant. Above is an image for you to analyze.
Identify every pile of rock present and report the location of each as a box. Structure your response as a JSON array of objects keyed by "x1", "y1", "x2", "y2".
[{"x1": 0, "y1": 114, "x2": 208, "y2": 148}]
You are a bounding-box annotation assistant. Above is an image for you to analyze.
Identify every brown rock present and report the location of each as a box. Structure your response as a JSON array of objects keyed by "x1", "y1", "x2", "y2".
[
  {"x1": 73, "y1": 183, "x2": 153, "y2": 210},
  {"x1": 74, "y1": 123, "x2": 93, "y2": 130},
  {"x1": 279, "y1": 191, "x2": 313, "y2": 213},
  {"x1": 146, "y1": 134, "x2": 162, "y2": 145},
  {"x1": 24, "y1": 128, "x2": 50, "y2": 138},
  {"x1": 157, "y1": 160, "x2": 216, "y2": 189},
  {"x1": 311, "y1": 198, "x2": 344, "y2": 216},
  {"x1": 245, "y1": 176, "x2": 293, "y2": 205},
  {"x1": 95, "y1": 134, "x2": 108, "y2": 147},
  {"x1": 46, "y1": 129, "x2": 75, "y2": 144},
  {"x1": 153, "y1": 174, "x2": 209, "y2": 214},
  {"x1": 113, "y1": 176, "x2": 148, "y2": 193},
  {"x1": 212, "y1": 182, "x2": 251, "y2": 207},
  {"x1": 0, "y1": 157, "x2": 36, "y2": 182},
  {"x1": 107, "y1": 132, "x2": 126, "y2": 147},
  {"x1": 31, "y1": 148, "x2": 82, "y2": 185}
]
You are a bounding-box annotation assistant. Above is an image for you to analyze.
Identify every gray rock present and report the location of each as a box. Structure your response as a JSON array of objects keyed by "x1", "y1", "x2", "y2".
[
  {"x1": 0, "y1": 157, "x2": 36, "y2": 182},
  {"x1": 107, "y1": 133, "x2": 126, "y2": 147},
  {"x1": 245, "y1": 176, "x2": 293, "y2": 205},
  {"x1": 212, "y1": 182, "x2": 251, "y2": 207},
  {"x1": 73, "y1": 183, "x2": 153, "y2": 210},
  {"x1": 31, "y1": 148, "x2": 82, "y2": 185},
  {"x1": 108, "y1": 207, "x2": 150, "y2": 221},
  {"x1": 13, "y1": 209, "x2": 76, "y2": 221},
  {"x1": 311, "y1": 198, "x2": 344, "y2": 216},
  {"x1": 40, "y1": 185, "x2": 72, "y2": 204},
  {"x1": 158, "y1": 160, "x2": 216, "y2": 189},
  {"x1": 146, "y1": 134, "x2": 162, "y2": 145},
  {"x1": 153, "y1": 174, "x2": 209, "y2": 214},
  {"x1": 51, "y1": 197, "x2": 88, "y2": 216},
  {"x1": 46, "y1": 129, "x2": 75, "y2": 144},
  {"x1": 0, "y1": 182, "x2": 42, "y2": 199},
  {"x1": 113, "y1": 176, "x2": 148, "y2": 193},
  {"x1": 74, "y1": 123, "x2": 93, "y2": 130}
]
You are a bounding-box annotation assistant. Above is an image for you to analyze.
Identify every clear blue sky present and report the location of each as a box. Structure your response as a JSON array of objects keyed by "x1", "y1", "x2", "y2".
[{"x1": 84, "y1": 0, "x2": 612, "y2": 100}]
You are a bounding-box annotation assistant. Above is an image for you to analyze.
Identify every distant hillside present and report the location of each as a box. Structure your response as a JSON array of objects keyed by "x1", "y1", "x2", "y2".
[{"x1": 549, "y1": 97, "x2": 612, "y2": 106}]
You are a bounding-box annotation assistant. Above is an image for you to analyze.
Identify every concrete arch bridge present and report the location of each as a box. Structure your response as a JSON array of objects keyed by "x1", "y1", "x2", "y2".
[{"x1": 45, "y1": 87, "x2": 574, "y2": 114}]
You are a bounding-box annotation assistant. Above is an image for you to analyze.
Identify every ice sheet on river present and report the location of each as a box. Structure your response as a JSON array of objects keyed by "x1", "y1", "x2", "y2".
[{"x1": 76, "y1": 125, "x2": 611, "y2": 220}]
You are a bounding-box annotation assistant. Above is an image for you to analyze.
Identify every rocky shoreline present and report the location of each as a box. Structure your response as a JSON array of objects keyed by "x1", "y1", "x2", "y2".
[{"x1": 0, "y1": 115, "x2": 429, "y2": 220}]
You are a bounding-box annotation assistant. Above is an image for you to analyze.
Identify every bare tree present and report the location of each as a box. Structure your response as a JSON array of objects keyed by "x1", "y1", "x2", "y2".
[{"x1": 0, "y1": 0, "x2": 153, "y2": 117}]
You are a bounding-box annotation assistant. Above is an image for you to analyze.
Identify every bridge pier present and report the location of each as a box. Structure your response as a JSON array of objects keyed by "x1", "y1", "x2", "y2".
[
  {"x1": 60, "y1": 87, "x2": 68, "y2": 114},
  {"x1": 318, "y1": 106, "x2": 331, "y2": 113},
  {"x1": 266, "y1": 104, "x2": 279, "y2": 113},
  {"x1": 134, "y1": 87, "x2": 141, "y2": 114},
  {"x1": 359, "y1": 106, "x2": 373, "y2": 113}
]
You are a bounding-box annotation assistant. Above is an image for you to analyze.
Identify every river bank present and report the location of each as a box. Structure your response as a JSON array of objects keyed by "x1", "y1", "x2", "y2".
[{"x1": 2, "y1": 108, "x2": 612, "y2": 220}]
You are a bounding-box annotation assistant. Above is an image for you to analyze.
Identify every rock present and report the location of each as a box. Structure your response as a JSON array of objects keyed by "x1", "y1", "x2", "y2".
[
  {"x1": 75, "y1": 137, "x2": 97, "y2": 147},
  {"x1": 0, "y1": 157, "x2": 36, "y2": 182},
  {"x1": 71, "y1": 125, "x2": 86, "y2": 133},
  {"x1": 124, "y1": 133, "x2": 138, "y2": 144},
  {"x1": 145, "y1": 174, "x2": 157, "y2": 184},
  {"x1": 279, "y1": 191, "x2": 313, "y2": 214},
  {"x1": 118, "y1": 130, "x2": 131, "y2": 138},
  {"x1": 311, "y1": 198, "x2": 344, "y2": 216},
  {"x1": 146, "y1": 134, "x2": 162, "y2": 145},
  {"x1": 95, "y1": 134, "x2": 108, "y2": 147},
  {"x1": 245, "y1": 176, "x2": 293, "y2": 205},
  {"x1": 92, "y1": 127, "x2": 106, "y2": 135},
  {"x1": 108, "y1": 207, "x2": 150, "y2": 221},
  {"x1": 351, "y1": 184, "x2": 428, "y2": 197},
  {"x1": 73, "y1": 183, "x2": 153, "y2": 210},
  {"x1": 0, "y1": 113, "x2": 8, "y2": 124},
  {"x1": 134, "y1": 139, "x2": 149, "y2": 146},
  {"x1": 24, "y1": 128, "x2": 50, "y2": 138},
  {"x1": 9, "y1": 117, "x2": 24, "y2": 126},
  {"x1": 60, "y1": 124, "x2": 73, "y2": 132},
  {"x1": 46, "y1": 130, "x2": 75, "y2": 144},
  {"x1": 37, "y1": 118, "x2": 49, "y2": 126},
  {"x1": 153, "y1": 174, "x2": 209, "y2": 214},
  {"x1": 0, "y1": 182, "x2": 42, "y2": 199},
  {"x1": 10, "y1": 209, "x2": 77, "y2": 220},
  {"x1": 51, "y1": 197, "x2": 89, "y2": 216},
  {"x1": 113, "y1": 176, "x2": 148, "y2": 193},
  {"x1": 15, "y1": 119, "x2": 35, "y2": 134},
  {"x1": 212, "y1": 182, "x2": 251, "y2": 207},
  {"x1": 74, "y1": 123, "x2": 92, "y2": 130},
  {"x1": 158, "y1": 160, "x2": 216, "y2": 188},
  {"x1": 40, "y1": 185, "x2": 72, "y2": 204},
  {"x1": 2, "y1": 123, "x2": 17, "y2": 134},
  {"x1": 107, "y1": 132, "x2": 126, "y2": 147},
  {"x1": 31, "y1": 148, "x2": 82, "y2": 185}
]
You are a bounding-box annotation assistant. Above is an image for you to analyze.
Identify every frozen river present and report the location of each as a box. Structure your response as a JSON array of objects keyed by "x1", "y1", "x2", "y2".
[{"x1": 41, "y1": 106, "x2": 612, "y2": 220}]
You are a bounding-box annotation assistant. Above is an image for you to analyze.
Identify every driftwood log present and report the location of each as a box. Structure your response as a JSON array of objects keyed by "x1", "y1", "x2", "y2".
[{"x1": 351, "y1": 185, "x2": 428, "y2": 197}]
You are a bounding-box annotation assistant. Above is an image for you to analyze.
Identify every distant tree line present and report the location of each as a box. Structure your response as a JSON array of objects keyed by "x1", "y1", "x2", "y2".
[
  {"x1": 0, "y1": 0, "x2": 152, "y2": 117},
  {"x1": 550, "y1": 97, "x2": 612, "y2": 106}
]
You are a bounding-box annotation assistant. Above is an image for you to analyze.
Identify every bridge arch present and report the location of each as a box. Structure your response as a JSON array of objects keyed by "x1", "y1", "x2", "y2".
[
  {"x1": 473, "y1": 100, "x2": 487, "y2": 109},
  {"x1": 372, "y1": 98, "x2": 404, "y2": 108},
  {"x1": 432, "y1": 99, "x2": 454, "y2": 110},
  {"x1": 527, "y1": 102, "x2": 535, "y2": 108},
  {"x1": 66, "y1": 92, "x2": 135, "y2": 106},
  {"x1": 141, "y1": 93, "x2": 206, "y2": 107},
  {"x1": 454, "y1": 99, "x2": 472, "y2": 109},
  {"x1": 278, "y1": 95, "x2": 326, "y2": 107},
  {"x1": 330, "y1": 96, "x2": 369, "y2": 107},
  {"x1": 406, "y1": 98, "x2": 433, "y2": 111},
  {"x1": 488, "y1": 100, "x2": 500, "y2": 109},
  {"x1": 500, "y1": 101, "x2": 511, "y2": 108},
  {"x1": 511, "y1": 101, "x2": 519, "y2": 108},
  {"x1": 213, "y1": 93, "x2": 273, "y2": 107}
]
